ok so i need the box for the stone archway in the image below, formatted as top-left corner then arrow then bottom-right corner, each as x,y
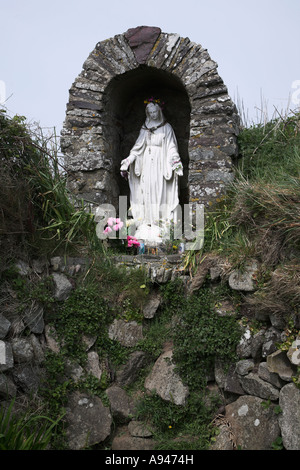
61,26 -> 239,210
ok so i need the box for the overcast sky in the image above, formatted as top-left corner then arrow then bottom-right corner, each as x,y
1,0 -> 300,137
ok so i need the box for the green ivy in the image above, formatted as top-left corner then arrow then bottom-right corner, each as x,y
173,286 -> 241,390
51,285 -> 111,363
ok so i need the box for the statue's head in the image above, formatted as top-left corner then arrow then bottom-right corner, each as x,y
145,102 -> 164,124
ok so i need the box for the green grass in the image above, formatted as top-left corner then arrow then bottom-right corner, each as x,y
183,111 -> 300,270
0,399 -> 64,450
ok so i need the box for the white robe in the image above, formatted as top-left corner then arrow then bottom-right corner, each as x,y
126,122 -> 182,228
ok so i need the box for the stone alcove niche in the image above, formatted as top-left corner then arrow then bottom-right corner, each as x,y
61,26 -> 240,217
103,65 -> 191,210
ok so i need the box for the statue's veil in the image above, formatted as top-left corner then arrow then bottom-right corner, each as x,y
145,102 -> 164,126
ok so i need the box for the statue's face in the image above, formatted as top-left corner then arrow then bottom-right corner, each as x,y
147,104 -> 159,120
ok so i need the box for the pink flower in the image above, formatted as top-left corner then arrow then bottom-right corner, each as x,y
103,226 -> 112,234
127,235 -> 140,248
113,221 -> 124,231
107,217 -> 114,226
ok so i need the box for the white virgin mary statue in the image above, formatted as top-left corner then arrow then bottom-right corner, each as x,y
120,101 -> 183,243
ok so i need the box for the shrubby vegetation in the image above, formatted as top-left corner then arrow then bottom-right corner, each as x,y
0,107 -> 299,449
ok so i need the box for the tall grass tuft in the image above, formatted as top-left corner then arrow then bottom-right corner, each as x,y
0,109 -> 99,256
0,399 -> 63,450
183,111 -> 300,269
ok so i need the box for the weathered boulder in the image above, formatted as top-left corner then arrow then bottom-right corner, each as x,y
257,362 -> 285,389
116,350 -> 147,386
250,330 -> 265,360
65,391 -> 112,450
223,395 -> 280,450
262,327 -> 283,358
215,361 -> 244,395
235,359 -> 255,376
144,349 -> 189,406
52,273 -> 73,301
85,351 -> 102,380
239,372 -> 280,401
64,359 -> 84,383
108,319 -> 143,347
106,385 -> 135,422
50,256 -> 88,275
11,337 -> 34,363
12,364 -> 42,393
143,293 -> 161,319
267,349 -> 297,382
228,261 -> 258,292
279,383 -> 300,450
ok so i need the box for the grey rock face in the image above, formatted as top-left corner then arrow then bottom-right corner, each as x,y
279,384 -> 300,450
108,319 -> 143,347
12,365 -> 41,393
228,262 -> 258,292
223,395 -> 280,450
239,372 -> 280,401
258,362 -> 285,389
52,273 -> 73,301
235,359 -> 255,376
65,392 -> 112,450
106,385 -> 135,422
11,337 -> 34,363
267,349 -> 296,382
144,349 -> 189,406
116,350 -> 147,386
143,293 -> 161,319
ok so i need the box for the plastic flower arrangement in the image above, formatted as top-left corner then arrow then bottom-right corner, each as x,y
127,235 -> 140,248
103,217 -> 124,235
